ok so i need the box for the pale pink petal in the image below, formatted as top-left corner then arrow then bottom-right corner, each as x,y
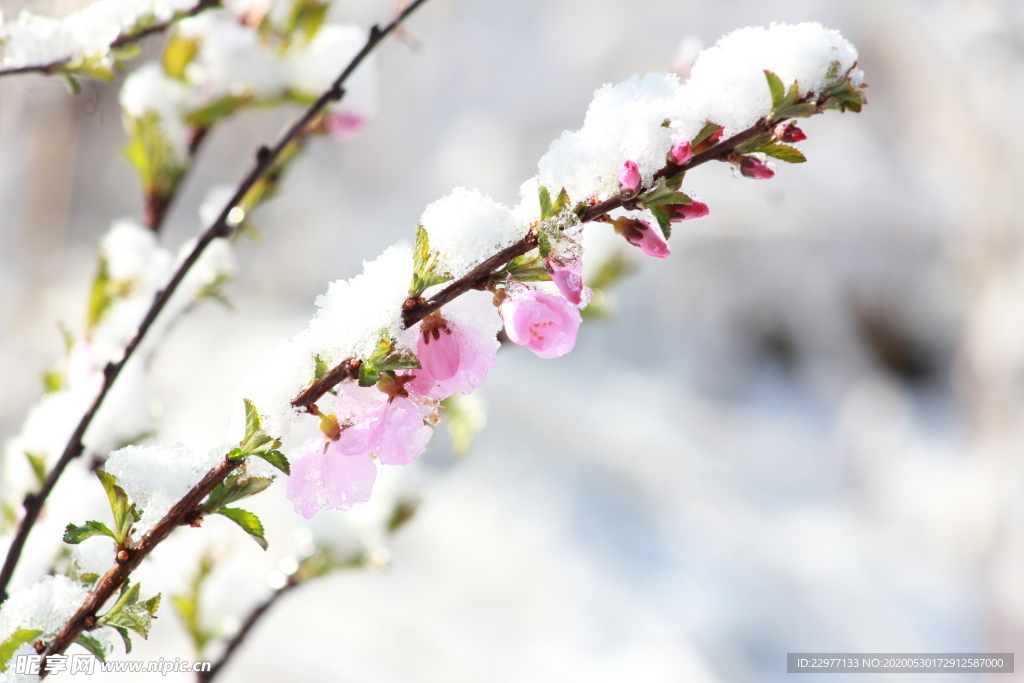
286,436 -> 377,518
418,324 -> 460,381
372,397 -> 433,466
546,258 -> 592,308
324,111 -> 366,141
500,288 -> 581,359
409,324 -> 497,400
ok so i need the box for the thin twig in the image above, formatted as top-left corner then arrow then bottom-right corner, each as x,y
293,118 -> 773,410
0,0 -> 432,604
197,578 -> 299,683
0,0 -> 222,79
39,455 -> 242,672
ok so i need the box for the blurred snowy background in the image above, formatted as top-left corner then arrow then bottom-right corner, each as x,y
2,0 -> 1024,681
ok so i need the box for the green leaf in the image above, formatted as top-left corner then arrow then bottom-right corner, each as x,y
287,0 -> 329,44
161,34 -> 200,80
203,471 -> 275,512
537,231 -> 552,258
172,552 -> 215,655
693,122 -> 722,145
255,449 -> 291,476
409,225 -> 453,298
538,185 -> 552,221
239,399 -> 280,456
764,70 -> 785,109
62,74 -> 81,95
665,171 -> 685,192
758,143 -> 807,163
95,470 -> 135,545
541,188 -> 570,221
63,520 -> 116,545
75,633 -> 108,662
734,132 -> 773,155
648,207 -> 672,240
123,112 -> 186,201
99,582 -> 159,644
775,102 -> 818,119
358,360 -> 380,387
185,94 -> 251,128
217,508 -> 268,550
638,177 -> 692,208
314,355 -> 329,381
25,452 -> 47,487
0,630 -> 42,672
111,626 -> 133,654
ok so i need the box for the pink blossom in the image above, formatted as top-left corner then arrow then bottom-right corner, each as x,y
739,156 -> 775,179
335,394 -> 434,465
500,286 -> 581,359
773,122 -> 807,142
667,201 -> 710,222
324,111 -> 366,141
409,317 -> 498,400
617,160 -> 641,193
668,141 -> 693,165
286,436 -> 377,518
546,258 -> 592,308
613,217 -> 670,259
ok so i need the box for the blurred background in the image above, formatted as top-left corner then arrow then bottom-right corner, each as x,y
2,0 -> 1024,680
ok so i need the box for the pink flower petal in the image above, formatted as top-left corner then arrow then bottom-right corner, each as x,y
617,160 -> 641,193
500,288 -> 581,359
667,201 -> 710,222
324,111 -> 366,141
286,436 -> 377,518
739,156 -> 775,179
372,397 -> 433,466
418,320 -> 460,381
546,258 -> 592,308
669,141 -> 693,165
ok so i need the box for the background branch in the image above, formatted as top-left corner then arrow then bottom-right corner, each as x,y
0,0 -> 431,603
0,0 -> 222,79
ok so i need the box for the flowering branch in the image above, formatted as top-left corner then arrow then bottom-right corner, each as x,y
0,0 -> 431,603
38,455 -> 242,674
292,117 -> 775,408
0,0 -> 221,79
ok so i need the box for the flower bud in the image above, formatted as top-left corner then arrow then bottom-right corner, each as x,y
667,201 -> 710,222
739,155 -> 775,179
617,160 -> 641,193
773,122 -> 807,142
613,217 -> 670,259
668,140 -> 693,165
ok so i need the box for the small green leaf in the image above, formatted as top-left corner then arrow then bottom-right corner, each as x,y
287,0 -> 329,44
537,232 -> 552,258
314,355 -> 329,381
203,471 -> 275,512
255,449 -> 291,476
75,633 -> 108,662
542,188 -> 570,221
538,185 -> 552,221
25,452 -> 47,487
665,171 -> 685,192
775,102 -> 818,119
638,177 -> 692,208
95,470 -> 136,545
765,70 -> 785,109
63,520 -> 116,545
112,626 -> 133,654
62,74 -> 82,94
758,143 -> 807,163
99,581 -> 159,645
185,94 -> 251,128
358,360 -> 380,387
161,34 -> 200,80
649,207 -> 672,240
693,122 -> 722,145
217,508 -> 268,550
0,630 -> 43,672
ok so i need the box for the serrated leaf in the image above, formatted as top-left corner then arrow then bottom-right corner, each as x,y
410,226 -> 452,298
638,177 -> 692,208
764,70 -> 785,109
648,207 -> 672,240
358,360 -> 380,387
63,520 -> 116,545
25,452 -> 47,487
217,508 -> 268,550
758,143 -> 807,163
255,449 -> 291,475
776,102 -> 818,119
75,633 -> 108,662
203,472 -> 275,512
243,399 -> 262,443
542,188 -> 570,221
0,629 -> 42,672
100,581 -> 158,643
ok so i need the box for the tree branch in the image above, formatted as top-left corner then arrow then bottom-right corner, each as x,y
0,0 -> 432,604
197,577 -> 299,683
0,0 -> 222,79
292,117 -> 774,410
39,455 -> 243,673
